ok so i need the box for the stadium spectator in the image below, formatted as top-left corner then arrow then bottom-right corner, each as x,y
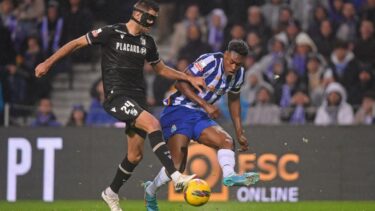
354,91 -> 375,124
304,53 -> 326,106
0,0 -> 17,41
66,104 -> 86,126
308,4 -> 329,37
353,20 -> 375,66
246,84 -> 281,125
169,4 -> 207,62
30,98 -> 62,127
21,35 -> 51,103
86,80 -> 117,126
221,23 -> 246,52
40,0 -> 63,57
276,5 -> 294,33
13,0 -> 45,51
0,22 -> 16,66
2,64 -> 30,119
289,32 -> 317,77
360,0 -> 375,24
349,65 -> 375,106
155,0 -> 176,44
241,69 -> 270,109
314,82 -> 354,125
275,69 -> 303,108
256,34 -> 287,85
281,90 -> 311,124
336,3 -> 358,42
246,31 -> 266,61
245,6 -> 272,42
328,40 -> 361,105
275,19 -> 301,55
261,0 -> 284,32
328,0 -> 345,24
207,8 -> 227,52
178,24 -> 212,63
312,19 -> 337,60
290,0 -> 329,31
61,0 -> 93,63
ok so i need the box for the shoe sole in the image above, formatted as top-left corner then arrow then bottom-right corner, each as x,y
223,173 -> 260,187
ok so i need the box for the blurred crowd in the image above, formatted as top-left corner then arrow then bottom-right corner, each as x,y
1,0 -> 375,127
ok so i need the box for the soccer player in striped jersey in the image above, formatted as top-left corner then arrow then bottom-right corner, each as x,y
143,40 -> 259,211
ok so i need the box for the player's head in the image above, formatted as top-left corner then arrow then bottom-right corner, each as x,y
223,39 -> 249,76
131,0 -> 159,32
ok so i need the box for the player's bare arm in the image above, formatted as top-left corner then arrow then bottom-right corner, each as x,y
175,71 -> 220,119
228,91 -> 248,152
153,60 -> 207,93
35,36 -> 89,78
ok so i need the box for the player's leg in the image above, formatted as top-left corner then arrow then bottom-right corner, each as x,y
102,129 -> 145,211
145,134 -> 190,195
198,126 -> 235,176
197,125 -> 259,186
135,110 -> 195,190
104,96 -> 195,191
144,134 -> 190,211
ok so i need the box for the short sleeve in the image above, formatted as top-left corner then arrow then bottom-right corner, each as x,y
86,26 -> 112,46
146,37 -> 160,65
186,55 -> 216,77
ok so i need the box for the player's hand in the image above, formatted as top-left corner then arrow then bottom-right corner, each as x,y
203,104 -> 220,119
187,76 -> 206,93
35,62 -> 51,78
236,132 -> 249,152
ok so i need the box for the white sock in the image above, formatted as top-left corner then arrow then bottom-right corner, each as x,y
217,149 -> 235,178
146,167 -> 171,196
105,187 -> 117,197
170,170 -> 182,182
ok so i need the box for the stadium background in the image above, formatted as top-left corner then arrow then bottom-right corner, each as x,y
1,0 -> 375,210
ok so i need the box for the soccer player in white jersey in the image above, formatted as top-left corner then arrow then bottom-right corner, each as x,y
143,40 -> 259,211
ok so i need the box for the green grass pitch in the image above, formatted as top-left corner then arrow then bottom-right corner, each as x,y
0,200 -> 375,211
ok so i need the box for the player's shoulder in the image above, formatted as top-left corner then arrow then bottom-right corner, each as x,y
195,52 -> 222,65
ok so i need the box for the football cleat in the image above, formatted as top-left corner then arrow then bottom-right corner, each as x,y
143,181 -> 159,211
223,172 -> 260,186
101,190 -> 123,211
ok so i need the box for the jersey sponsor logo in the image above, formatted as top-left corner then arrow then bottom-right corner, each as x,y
91,28 -> 102,37
194,61 -> 205,72
116,42 -> 147,55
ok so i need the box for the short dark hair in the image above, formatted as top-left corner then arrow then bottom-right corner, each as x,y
135,0 -> 159,12
227,39 -> 249,56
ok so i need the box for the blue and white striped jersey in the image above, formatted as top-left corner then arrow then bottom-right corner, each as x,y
164,52 -> 245,111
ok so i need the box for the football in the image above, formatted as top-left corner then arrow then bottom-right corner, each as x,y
184,179 -> 211,206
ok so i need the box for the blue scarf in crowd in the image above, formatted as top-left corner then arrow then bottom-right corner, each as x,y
41,16 -> 64,54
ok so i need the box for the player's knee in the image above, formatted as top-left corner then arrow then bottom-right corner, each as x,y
221,136 -> 234,149
127,153 -> 143,164
145,117 -> 161,133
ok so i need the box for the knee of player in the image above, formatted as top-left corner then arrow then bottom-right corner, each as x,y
145,118 -> 161,132
127,153 -> 143,164
221,137 -> 234,149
